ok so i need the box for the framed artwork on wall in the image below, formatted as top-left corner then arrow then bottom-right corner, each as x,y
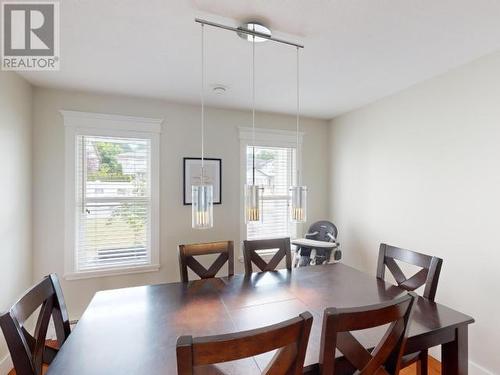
183,157 -> 222,205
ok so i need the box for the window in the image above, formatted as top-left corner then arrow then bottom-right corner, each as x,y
239,127 -> 304,242
63,111 -> 162,279
246,145 -> 296,240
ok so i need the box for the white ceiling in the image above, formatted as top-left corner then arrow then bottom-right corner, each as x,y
19,0 -> 500,119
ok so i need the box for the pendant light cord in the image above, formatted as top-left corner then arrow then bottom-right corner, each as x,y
252,33 -> 256,185
200,24 -> 205,180
296,46 -> 300,185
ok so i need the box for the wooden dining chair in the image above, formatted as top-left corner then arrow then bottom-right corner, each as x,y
176,311 -> 313,375
376,243 -> 443,375
0,274 -> 71,375
243,237 -> 292,274
178,241 -> 234,282
319,292 -> 416,375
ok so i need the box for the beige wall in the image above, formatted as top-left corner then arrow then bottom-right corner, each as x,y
0,72 -> 32,368
32,87 -> 329,319
329,51 -> 500,374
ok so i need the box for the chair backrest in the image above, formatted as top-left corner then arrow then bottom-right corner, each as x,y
177,311 -> 313,375
376,243 -> 443,301
319,293 -> 416,375
243,237 -> 292,274
0,274 -> 71,375
306,221 -> 338,242
178,241 -> 234,282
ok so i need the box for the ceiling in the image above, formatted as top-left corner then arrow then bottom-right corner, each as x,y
19,0 -> 500,119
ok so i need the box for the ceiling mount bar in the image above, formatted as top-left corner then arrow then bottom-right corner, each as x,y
195,18 -> 304,49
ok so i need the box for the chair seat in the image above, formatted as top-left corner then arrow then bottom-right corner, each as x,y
1,274 -> 70,375
176,312 -> 313,374
377,244 -> 440,375
319,293 -> 417,375
178,241 -> 234,282
243,238 -> 292,274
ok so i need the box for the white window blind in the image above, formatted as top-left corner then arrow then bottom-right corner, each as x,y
75,135 -> 152,271
246,145 -> 296,240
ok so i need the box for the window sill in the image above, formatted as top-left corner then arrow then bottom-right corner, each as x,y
64,264 -> 160,281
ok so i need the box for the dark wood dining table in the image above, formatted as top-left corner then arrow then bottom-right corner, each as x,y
46,263 -> 474,375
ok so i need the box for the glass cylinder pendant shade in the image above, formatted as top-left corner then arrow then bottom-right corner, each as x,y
245,184 -> 264,223
192,184 -> 213,229
290,185 -> 307,223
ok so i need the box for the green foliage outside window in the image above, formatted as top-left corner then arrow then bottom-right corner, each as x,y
88,142 -> 133,182
256,150 -> 276,161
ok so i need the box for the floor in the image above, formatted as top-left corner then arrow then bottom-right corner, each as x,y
400,357 -> 441,375
9,356 -> 441,375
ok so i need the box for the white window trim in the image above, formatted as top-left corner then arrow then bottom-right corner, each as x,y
62,110 -> 163,280
238,127 -> 305,260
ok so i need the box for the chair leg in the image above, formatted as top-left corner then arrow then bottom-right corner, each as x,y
417,350 -> 428,375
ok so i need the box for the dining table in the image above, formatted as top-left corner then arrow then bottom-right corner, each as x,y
46,263 -> 474,375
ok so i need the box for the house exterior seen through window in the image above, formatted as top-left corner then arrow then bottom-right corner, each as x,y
63,111 -> 161,279
76,136 -> 152,271
246,145 -> 296,240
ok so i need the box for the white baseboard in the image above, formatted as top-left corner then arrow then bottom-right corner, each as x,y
470,360 -> 497,375
430,347 -> 496,375
0,353 -> 12,375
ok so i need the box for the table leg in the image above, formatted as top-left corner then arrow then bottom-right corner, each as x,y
442,325 -> 468,375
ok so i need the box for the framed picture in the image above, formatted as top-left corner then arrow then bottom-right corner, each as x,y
183,157 -> 222,205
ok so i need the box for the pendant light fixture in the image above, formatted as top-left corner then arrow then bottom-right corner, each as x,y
192,23 -> 214,229
193,18 -> 304,225
290,47 -> 307,223
244,33 -> 264,223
